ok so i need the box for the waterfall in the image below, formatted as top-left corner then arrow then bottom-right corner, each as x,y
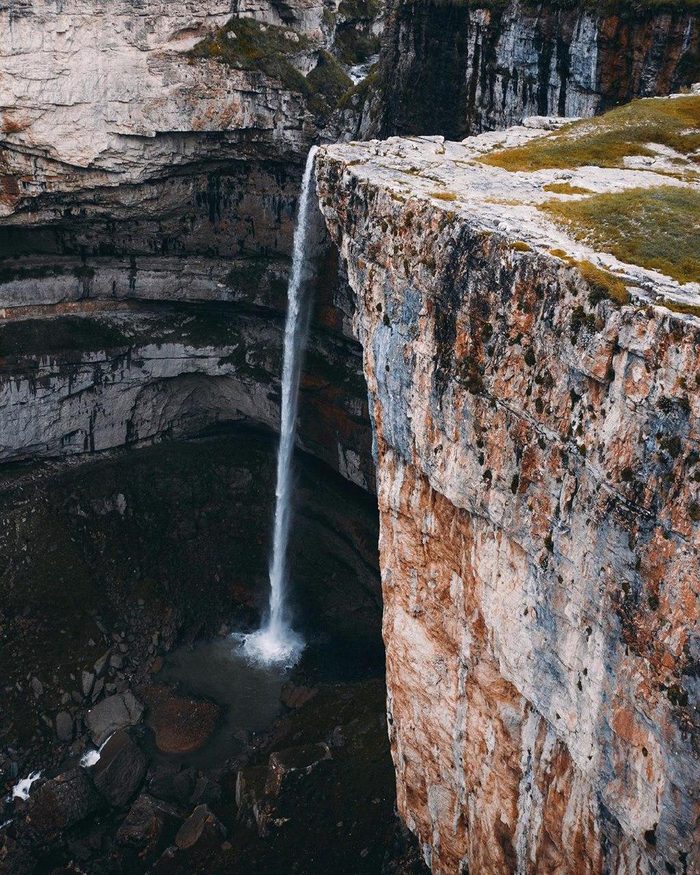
243,146 -> 318,667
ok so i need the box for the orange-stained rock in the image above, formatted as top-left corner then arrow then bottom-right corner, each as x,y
140,684 -> 219,755
316,136 -> 700,874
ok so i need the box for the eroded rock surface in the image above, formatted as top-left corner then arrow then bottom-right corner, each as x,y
316,119 -> 699,873
371,0 -> 700,138
0,0 -> 380,490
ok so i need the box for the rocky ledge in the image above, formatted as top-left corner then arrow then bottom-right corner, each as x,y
316,95 -> 700,874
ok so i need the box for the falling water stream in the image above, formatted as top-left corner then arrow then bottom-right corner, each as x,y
242,146 -> 318,666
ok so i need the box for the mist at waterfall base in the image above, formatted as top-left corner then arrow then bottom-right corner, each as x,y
241,146 -> 318,668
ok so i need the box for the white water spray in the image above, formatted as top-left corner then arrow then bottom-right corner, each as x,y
243,146 -> 318,667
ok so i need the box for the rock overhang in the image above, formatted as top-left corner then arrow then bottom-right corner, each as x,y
313,95 -> 700,873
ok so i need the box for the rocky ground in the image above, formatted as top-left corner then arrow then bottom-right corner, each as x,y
0,429 -> 424,873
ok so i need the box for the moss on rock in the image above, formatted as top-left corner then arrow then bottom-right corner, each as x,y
189,17 -> 310,94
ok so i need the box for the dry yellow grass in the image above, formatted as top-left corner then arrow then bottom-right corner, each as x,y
542,182 -> 593,195
481,96 -> 700,173
541,186 -> 700,285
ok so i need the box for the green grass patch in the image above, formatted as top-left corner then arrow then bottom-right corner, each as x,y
306,50 -> 353,119
542,182 -> 594,195
338,0 -> 382,18
335,27 -> 380,65
481,96 -> 700,173
541,186 -> 700,284
335,0 -> 382,66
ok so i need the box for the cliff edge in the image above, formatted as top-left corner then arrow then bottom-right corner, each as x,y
316,94 -> 700,874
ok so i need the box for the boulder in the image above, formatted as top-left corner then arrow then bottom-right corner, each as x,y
174,804 -> 225,851
25,768 -> 102,839
93,650 -> 111,678
235,765 -> 267,818
30,677 -> 43,698
86,691 -> 143,747
148,763 -> 195,806
81,671 -> 94,698
91,729 -> 147,808
140,685 -> 219,755
91,677 -> 105,703
151,805 -> 230,874
55,711 -> 73,743
116,793 -> 181,865
109,653 -> 124,671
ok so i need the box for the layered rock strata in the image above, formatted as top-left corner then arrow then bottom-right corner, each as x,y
0,0 -> 384,209
371,0 -> 700,138
0,0 -> 382,487
0,297 -> 372,487
316,118 -> 699,873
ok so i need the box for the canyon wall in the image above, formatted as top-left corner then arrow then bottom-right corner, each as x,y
1,0 -> 695,491
1,2 -> 699,872
316,133 -> 699,874
368,0 -> 700,138
0,0 -> 380,488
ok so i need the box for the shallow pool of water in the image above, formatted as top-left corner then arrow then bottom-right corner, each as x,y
157,634 -> 288,767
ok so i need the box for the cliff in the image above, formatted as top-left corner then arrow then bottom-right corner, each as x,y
0,0 -> 382,488
368,0 -> 700,138
0,0 -> 694,492
316,96 -> 700,873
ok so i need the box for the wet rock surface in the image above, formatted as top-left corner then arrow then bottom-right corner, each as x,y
24,769 -> 103,841
140,685 -> 220,755
91,730 -> 148,808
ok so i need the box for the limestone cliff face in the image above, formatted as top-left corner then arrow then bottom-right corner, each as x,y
370,0 -> 700,138
316,132 -> 699,873
0,0 -> 380,488
0,0 -> 380,210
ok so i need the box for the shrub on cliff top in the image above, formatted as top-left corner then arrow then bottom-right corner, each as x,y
575,260 -> 631,306
481,95 -> 700,172
542,187 -> 700,285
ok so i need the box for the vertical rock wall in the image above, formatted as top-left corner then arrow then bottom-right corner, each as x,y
371,0 -> 700,138
316,150 -> 699,874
